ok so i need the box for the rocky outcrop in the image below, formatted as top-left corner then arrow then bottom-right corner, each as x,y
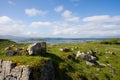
76,50 -> 98,66
40,60 -> 55,80
0,59 -> 55,80
0,59 -> 31,80
27,42 -> 46,56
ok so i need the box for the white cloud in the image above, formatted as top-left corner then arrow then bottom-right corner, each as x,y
0,16 -> 32,37
25,8 -> 47,17
0,15 -> 120,38
0,16 -> 13,24
83,15 -> 120,23
54,6 -> 63,12
83,15 -> 109,22
62,10 -> 72,18
30,21 -> 52,28
52,15 -> 120,38
61,10 -> 80,22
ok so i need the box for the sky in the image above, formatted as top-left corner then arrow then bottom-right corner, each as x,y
0,0 -> 120,38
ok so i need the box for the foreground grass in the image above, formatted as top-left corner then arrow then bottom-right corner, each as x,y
0,39 -> 120,80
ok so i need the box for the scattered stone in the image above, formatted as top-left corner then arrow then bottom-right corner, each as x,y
105,50 -> 115,55
74,47 -> 78,50
59,48 -> 64,51
86,61 -> 95,66
96,68 -> 101,71
71,48 -> 74,51
77,50 -> 98,66
76,50 -> 97,62
59,47 -> 71,52
27,42 -> 46,56
76,51 -> 85,59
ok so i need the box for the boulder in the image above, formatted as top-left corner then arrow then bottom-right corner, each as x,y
86,61 -> 95,66
27,42 -> 46,56
76,51 -> 86,59
76,50 -> 99,66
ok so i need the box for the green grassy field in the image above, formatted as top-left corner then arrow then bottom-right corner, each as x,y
0,39 -> 120,80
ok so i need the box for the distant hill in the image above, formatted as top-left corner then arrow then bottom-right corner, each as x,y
0,35 -> 27,41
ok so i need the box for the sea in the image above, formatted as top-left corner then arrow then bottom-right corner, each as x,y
14,38 -> 108,44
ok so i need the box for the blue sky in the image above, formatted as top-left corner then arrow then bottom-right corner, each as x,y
0,0 -> 120,38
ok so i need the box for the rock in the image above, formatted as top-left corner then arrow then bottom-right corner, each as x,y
96,68 -> 101,71
59,47 -> 71,52
86,61 -> 95,66
105,50 -> 115,55
59,48 -> 64,51
76,51 -> 85,59
77,50 -> 99,66
5,50 -> 15,56
84,54 -> 97,62
0,59 -> 31,80
5,45 -> 24,56
40,60 -> 55,80
27,42 -> 46,56
76,50 -> 98,62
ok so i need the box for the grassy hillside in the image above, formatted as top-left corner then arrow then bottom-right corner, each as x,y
0,39 -> 120,80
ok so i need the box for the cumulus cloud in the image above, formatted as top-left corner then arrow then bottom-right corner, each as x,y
25,8 -> 47,17
61,10 -> 80,22
52,15 -> 120,38
0,15 -> 120,38
54,5 -> 63,12
0,16 -> 36,37
0,16 -> 13,24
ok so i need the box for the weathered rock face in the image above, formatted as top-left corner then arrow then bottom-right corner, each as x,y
30,60 -> 55,80
0,59 -> 31,80
0,59 -> 55,80
27,42 -> 46,56
40,60 -> 55,80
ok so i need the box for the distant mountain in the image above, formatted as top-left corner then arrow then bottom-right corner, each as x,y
0,35 -> 27,41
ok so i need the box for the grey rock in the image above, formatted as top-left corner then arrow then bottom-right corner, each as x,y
27,42 -> 46,56
59,47 -> 71,52
0,59 -> 31,80
86,61 -> 95,66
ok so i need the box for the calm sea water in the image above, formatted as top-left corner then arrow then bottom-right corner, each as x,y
15,38 -> 108,44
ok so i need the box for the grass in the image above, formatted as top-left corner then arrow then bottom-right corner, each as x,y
0,39 -> 120,80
